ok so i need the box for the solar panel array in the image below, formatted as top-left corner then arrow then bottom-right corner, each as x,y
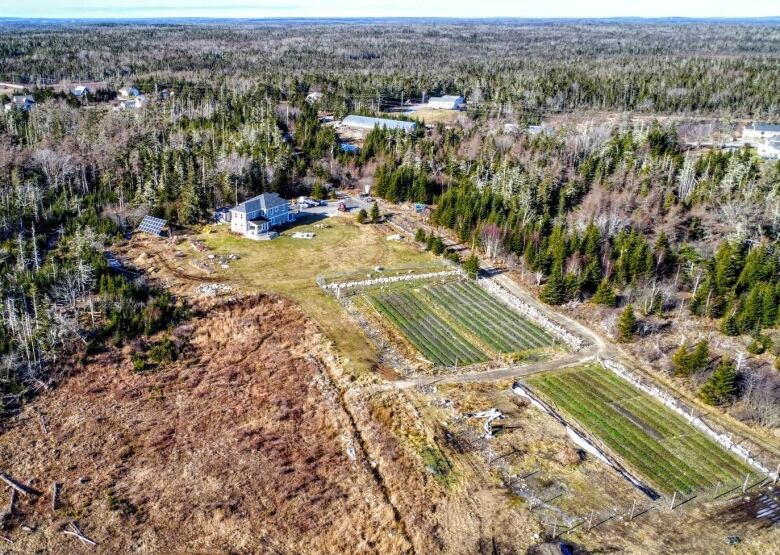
138,215 -> 167,236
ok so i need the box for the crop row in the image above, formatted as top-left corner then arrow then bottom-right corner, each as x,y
577,368 -> 750,478
368,290 -> 486,366
422,280 -> 553,352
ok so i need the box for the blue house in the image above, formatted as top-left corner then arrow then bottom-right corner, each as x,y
229,192 -> 295,238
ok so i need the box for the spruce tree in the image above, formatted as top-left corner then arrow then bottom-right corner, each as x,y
355,208 -> 368,224
540,268 -> 566,305
591,279 -> 617,307
370,202 -> 380,223
463,254 -> 479,278
617,304 -> 637,342
699,359 -> 739,406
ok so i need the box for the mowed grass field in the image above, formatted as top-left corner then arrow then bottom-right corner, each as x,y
527,365 -> 753,496
198,215 -> 444,375
365,279 -> 555,366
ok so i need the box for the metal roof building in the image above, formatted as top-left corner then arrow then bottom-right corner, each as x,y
427,95 -> 465,110
341,115 -> 416,133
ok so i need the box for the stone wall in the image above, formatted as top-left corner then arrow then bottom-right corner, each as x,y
477,277 -> 587,351
601,359 -> 775,478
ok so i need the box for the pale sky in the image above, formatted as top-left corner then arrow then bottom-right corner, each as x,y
0,0 -> 778,19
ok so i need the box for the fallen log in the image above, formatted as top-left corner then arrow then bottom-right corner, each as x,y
62,522 -> 96,547
0,474 -> 42,497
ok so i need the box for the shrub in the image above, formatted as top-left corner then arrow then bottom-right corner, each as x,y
355,208 -> 368,224
463,254 -> 479,278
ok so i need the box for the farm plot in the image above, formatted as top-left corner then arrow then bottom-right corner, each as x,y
421,280 -> 555,352
367,290 -> 488,366
527,365 -> 753,496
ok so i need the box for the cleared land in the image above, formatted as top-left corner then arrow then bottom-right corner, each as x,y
192,216 -> 444,376
364,279 -> 555,366
527,365 -> 753,496
0,296 -> 409,553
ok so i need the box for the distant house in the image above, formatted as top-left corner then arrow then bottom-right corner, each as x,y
4,95 -> 35,112
230,192 -> 296,239
427,95 -> 465,110
742,123 -> 780,142
341,115 -> 416,133
118,87 -> 140,99
114,95 -> 149,111
306,91 -> 323,104
72,85 -> 92,98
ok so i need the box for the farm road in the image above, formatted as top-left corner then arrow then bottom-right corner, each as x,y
368,352 -> 591,392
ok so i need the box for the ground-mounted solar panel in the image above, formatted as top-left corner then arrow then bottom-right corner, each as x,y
137,215 -> 167,236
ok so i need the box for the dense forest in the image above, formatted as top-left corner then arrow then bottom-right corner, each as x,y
0,21 -> 778,425
1,21 -> 779,117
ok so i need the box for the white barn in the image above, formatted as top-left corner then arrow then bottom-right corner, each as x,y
427,95 -> 465,110
341,115 -> 416,133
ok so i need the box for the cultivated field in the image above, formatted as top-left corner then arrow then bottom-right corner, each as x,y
364,278 -> 555,366
421,280 -> 554,353
369,289 -> 488,366
527,365 -> 753,496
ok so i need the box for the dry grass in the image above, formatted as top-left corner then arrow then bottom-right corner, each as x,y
0,295 -> 408,554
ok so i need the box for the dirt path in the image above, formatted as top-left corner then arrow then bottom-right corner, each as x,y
369,353 -> 590,392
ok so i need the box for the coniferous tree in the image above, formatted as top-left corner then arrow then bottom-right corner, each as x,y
370,202 -> 380,222
699,358 -> 739,405
617,304 -> 637,342
540,267 -> 566,305
355,208 -> 368,224
463,254 -> 480,278
591,279 -> 617,307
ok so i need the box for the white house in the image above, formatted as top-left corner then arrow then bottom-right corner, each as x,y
4,95 -> 35,112
742,123 -> 780,142
427,95 -> 465,110
230,192 -> 296,239
118,87 -> 140,99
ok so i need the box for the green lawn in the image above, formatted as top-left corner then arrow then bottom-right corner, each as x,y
527,365 -> 753,496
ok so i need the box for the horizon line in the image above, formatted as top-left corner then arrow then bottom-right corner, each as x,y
1,15 -> 779,22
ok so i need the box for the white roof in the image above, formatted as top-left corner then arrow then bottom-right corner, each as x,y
429,95 -> 464,102
341,115 -> 416,132
746,123 -> 780,133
